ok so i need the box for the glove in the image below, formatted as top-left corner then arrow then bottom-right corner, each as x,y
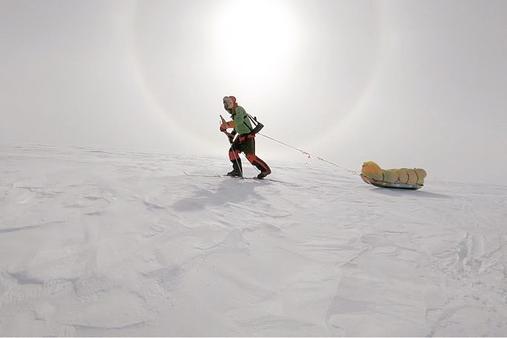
220,120 -> 235,131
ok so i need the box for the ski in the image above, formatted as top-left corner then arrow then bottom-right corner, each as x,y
183,171 -> 285,184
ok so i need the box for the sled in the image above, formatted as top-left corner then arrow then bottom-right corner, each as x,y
361,174 -> 423,190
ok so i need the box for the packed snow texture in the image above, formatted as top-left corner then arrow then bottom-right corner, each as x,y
0,144 -> 506,336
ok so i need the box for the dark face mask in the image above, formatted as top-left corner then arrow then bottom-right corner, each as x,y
223,99 -> 234,110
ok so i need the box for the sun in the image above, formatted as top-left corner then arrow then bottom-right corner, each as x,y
212,0 -> 301,88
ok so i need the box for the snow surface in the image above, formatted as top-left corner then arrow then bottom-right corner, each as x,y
1,144 -> 506,336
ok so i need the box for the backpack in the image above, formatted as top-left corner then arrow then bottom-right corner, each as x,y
246,114 -> 264,134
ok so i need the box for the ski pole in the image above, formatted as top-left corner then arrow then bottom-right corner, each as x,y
220,115 -> 235,144
220,115 -> 243,178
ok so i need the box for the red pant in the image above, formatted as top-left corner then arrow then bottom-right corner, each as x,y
228,134 -> 270,173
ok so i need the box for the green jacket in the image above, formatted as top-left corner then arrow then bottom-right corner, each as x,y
231,106 -> 253,135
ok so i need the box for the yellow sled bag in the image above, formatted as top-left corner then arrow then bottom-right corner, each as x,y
360,161 -> 427,190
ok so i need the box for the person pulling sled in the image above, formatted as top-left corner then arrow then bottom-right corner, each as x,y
220,96 -> 271,179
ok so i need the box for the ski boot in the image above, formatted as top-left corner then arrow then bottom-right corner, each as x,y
257,168 -> 271,179
227,159 -> 243,177
227,169 -> 242,177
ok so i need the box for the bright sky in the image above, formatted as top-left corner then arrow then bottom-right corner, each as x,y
1,0 -> 506,183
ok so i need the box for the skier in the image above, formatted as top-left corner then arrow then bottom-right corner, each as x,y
220,96 -> 271,179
